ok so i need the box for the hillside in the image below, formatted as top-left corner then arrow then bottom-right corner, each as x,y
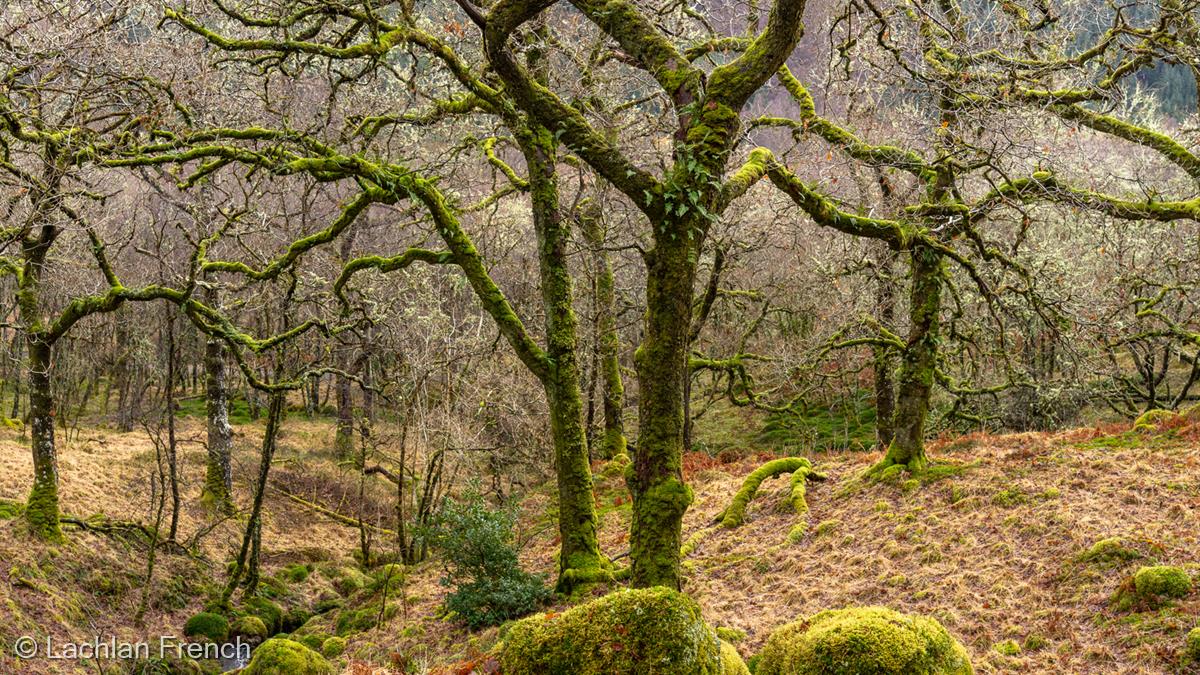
1,412 -> 1199,674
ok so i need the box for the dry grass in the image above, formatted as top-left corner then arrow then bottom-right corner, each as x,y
1,416 -> 1198,674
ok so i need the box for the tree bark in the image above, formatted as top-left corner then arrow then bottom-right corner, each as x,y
874,247 -> 898,449
877,244 -> 943,473
629,233 -> 697,589
578,201 -> 626,460
201,328 -> 234,512
519,124 -> 605,589
26,335 -> 61,541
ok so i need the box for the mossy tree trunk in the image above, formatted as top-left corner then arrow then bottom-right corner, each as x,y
578,201 -> 626,460
518,122 -> 605,588
26,334 -> 61,541
630,230 -> 700,589
878,244 -> 944,473
873,247 -> 898,449
202,329 -> 235,512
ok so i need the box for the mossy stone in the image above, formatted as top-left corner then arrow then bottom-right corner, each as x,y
230,615 -> 269,642
1133,566 -> 1192,600
721,640 -> 750,675
1133,409 -> 1176,431
1185,628 -> 1200,662
242,638 -> 333,675
1078,537 -> 1140,564
756,606 -> 973,675
183,612 -> 229,643
499,587 -> 723,675
321,636 -> 347,658
244,597 -> 285,634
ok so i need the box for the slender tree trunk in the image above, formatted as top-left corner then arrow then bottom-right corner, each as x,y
520,124 -> 605,589
629,232 -> 698,589
874,248 -> 898,449
578,201 -> 626,460
876,244 -> 943,473
334,367 -> 354,460
26,335 -> 61,540
202,331 -> 234,512
223,391 -> 284,604
164,309 -> 180,540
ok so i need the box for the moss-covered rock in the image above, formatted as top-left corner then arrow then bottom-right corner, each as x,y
281,563 -> 312,583
756,606 -> 973,675
1133,409 -> 1177,431
295,633 -> 328,652
230,615 -> 269,642
242,638 -> 333,675
243,597 -> 285,634
1185,627 -> 1200,663
499,587 -> 723,675
183,612 -> 228,643
1134,566 -> 1192,599
321,636 -> 347,658
1077,537 -> 1140,564
721,640 -> 750,675
324,566 -> 368,596
334,601 -> 398,636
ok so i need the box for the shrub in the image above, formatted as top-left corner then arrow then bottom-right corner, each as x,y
499,587 -> 725,675
756,606 -> 973,675
425,483 -> 551,629
243,638 -> 333,675
183,612 -> 228,643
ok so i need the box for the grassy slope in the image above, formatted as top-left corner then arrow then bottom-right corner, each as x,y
1,410 -> 1198,674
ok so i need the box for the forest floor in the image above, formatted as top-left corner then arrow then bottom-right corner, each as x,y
0,408 -> 1198,674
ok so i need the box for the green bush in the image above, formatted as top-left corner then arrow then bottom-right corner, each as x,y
183,612 -> 228,643
425,483 -> 551,629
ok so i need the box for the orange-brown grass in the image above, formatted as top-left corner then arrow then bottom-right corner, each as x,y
2,416 -> 1199,674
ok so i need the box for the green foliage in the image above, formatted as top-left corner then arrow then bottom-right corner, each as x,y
755,606 -> 973,675
499,587 -> 724,675
759,396 -> 877,452
242,638 -> 333,675
183,612 -> 229,643
424,484 -> 550,629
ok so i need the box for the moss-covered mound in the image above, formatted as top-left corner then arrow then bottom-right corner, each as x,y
183,612 -> 228,643
321,636 -> 347,658
230,615 -> 270,642
498,587 -> 726,674
721,640 -> 751,675
755,606 -> 973,675
243,638 -> 334,675
1077,537 -> 1141,564
1185,627 -> 1200,663
1133,566 -> 1192,599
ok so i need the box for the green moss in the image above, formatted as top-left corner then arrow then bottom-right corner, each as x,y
230,616 -> 269,641
1185,628 -> 1200,662
183,613 -> 229,643
720,640 -> 750,675
993,639 -> 1020,656
755,606 -> 973,675
717,627 -> 747,643
295,633 -> 328,652
1077,537 -> 1141,564
242,598 -> 285,634
813,519 -> 841,537
1133,408 -> 1177,431
1134,566 -> 1192,599
992,487 -> 1027,507
1022,634 -> 1049,651
720,457 -> 816,528
323,566 -> 368,596
335,602 -> 397,636
282,564 -> 311,583
499,587 -> 723,675
243,638 -> 333,675
0,498 -> 24,520
320,636 -> 347,658
1113,566 -> 1194,611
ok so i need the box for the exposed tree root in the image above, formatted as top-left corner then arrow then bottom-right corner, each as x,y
555,562 -> 629,594
716,457 -> 826,529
